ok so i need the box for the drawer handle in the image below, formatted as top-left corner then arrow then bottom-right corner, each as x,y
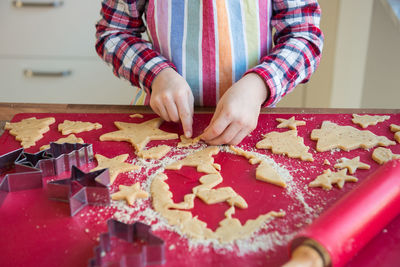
24,69 -> 72,78
12,0 -> 64,8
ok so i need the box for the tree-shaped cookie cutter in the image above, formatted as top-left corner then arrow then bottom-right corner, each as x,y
0,148 -> 43,206
89,219 -> 165,267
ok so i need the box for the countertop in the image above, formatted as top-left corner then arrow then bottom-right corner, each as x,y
1,102 -> 399,139
1,102 -> 399,135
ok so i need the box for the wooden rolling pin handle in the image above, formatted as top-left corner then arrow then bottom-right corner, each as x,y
282,245 -> 325,267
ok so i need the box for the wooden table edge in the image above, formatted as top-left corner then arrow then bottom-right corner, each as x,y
1,102 -> 399,121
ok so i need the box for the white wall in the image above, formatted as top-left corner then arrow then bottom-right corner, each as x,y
362,0 -> 400,108
329,0 -> 374,108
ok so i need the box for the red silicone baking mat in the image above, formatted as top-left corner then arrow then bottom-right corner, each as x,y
0,112 -> 400,267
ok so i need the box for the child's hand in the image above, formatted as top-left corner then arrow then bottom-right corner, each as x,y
201,73 -> 268,145
150,68 -> 194,138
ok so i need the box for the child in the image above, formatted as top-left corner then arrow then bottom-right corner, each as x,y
95,0 -> 323,145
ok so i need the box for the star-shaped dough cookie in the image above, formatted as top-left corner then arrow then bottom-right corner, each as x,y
58,120 -> 102,135
334,156 -> 370,174
352,114 -> 390,128
372,147 -> 400,164
40,134 -> 84,151
309,169 -> 358,190
99,118 -> 178,152
276,116 -> 306,130
311,121 -> 395,152
91,154 -> 140,184
256,130 -> 313,161
111,182 -> 149,205
5,117 -> 56,148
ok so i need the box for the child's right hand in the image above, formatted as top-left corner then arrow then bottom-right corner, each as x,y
150,68 -> 194,138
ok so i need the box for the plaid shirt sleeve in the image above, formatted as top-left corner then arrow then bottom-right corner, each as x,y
95,0 -> 176,95
245,0 -> 324,107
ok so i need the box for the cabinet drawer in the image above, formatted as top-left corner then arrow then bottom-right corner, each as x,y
0,58 -> 136,104
0,0 -> 101,57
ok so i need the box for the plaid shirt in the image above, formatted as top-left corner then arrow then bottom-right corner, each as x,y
96,0 -> 323,106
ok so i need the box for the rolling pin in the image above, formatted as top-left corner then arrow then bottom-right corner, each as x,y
283,159 -> 400,267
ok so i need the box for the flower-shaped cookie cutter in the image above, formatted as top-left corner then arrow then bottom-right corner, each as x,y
47,165 -> 111,216
0,148 -> 43,206
89,219 -> 165,267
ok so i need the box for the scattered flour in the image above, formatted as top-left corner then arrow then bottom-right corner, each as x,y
109,144 -> 319,255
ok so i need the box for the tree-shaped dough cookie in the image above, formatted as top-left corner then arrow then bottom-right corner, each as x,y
5,117 -> 55,148
256,130 -> 313,161
352,114 -> 390,128
311,121 -> 395,152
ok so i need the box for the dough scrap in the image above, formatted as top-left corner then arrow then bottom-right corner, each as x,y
166,146 -> 220,174
276,116 -> 306,130
334,156 -> 370,174
390,124 -> 400,132
111,182 -> 149,205
390,124 -> 400,143
58,120 -> 102,135
311,121 -> 395,152
91,154 -> 140,184
150,173 -> 283,243
352,114 -> 390,128
256,130 -> 314,161
323,159 -> 331,166
99,118 -> 178,152
5,117 -> 56,148
40,134 -> 84,151
309,169 -> 358,190
215,206 -> 285,243
230,146 -> 287,188
129,113 -> 144,119
371,147 -> 400,164
192,173 -> 223,194
177,135 -> 201,148
150,173 -> 216,240
197,187 -> 248,209
137,145 -> 171,160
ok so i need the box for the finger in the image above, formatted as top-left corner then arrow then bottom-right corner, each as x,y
157,103 -> 171,122
207,122 -> 242,145
176,98 -> 193,138
165,98 -> 180,123
201,105 -> 224,139
229,128 -> 250,146
201,115 -> 231,142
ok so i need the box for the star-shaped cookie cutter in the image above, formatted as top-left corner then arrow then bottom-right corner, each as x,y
0,148 -> 43,206
47,165 -> 111,216
0,143 -> 97,209
89,219 -> 165,267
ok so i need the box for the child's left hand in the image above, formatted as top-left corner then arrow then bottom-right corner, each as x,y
201,73 -> 269,145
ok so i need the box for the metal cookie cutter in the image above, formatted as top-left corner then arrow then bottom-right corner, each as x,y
89,219 -> 165,267
0,148 -> 43,206
47,165 -> 111,216
15,142 -> 94,177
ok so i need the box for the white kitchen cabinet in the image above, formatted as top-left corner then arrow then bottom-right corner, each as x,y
0,0 -> 135,104
0,58 -> 134,104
